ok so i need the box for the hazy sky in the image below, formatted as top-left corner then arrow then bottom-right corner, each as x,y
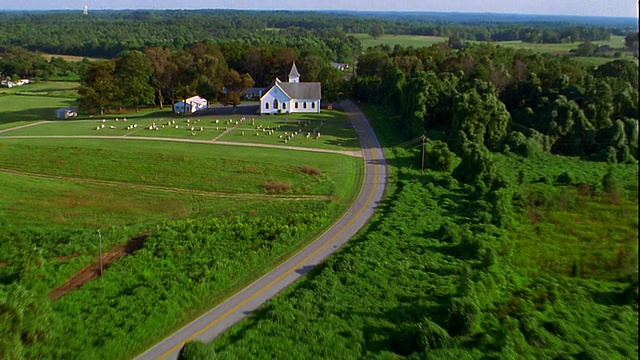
2,0 -> 638,18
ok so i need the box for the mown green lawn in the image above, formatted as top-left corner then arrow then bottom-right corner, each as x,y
350,33 -> 448,49
0,95 -> 78,129
0,168 -> 281,229
0,81 -> 79,96
1,109 -> 361,151
0,138 -> 362,202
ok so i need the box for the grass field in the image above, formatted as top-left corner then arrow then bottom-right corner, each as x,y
352,33 -> 627,52
0,81 -> 80,97
351,33 -> 448,49
0,81 -> 80,130
42,53 -> 101,62
0,137 -> 361,203
0,167 -> 280,229
351,33 -> 635,66
0,109 -> 362,152
0,95 -> 78,129
0,82 -> 368,359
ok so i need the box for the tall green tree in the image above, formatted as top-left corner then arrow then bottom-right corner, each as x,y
114,50 -> 155,111
144,47 -> 176,109
221,69 -> 254,109
317,66 -> 348,102
0,46 -> 47,78
369,24 -> 385,40
78,60 -> 116,115
451,80 -> 511,150
189,42 -> 230,102
624,32 -> 639,53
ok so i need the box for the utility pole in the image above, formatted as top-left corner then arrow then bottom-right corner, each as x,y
421,135 -> 426,175
98,229 -> 103,276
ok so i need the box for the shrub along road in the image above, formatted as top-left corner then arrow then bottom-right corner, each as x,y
134,100 -> 388,360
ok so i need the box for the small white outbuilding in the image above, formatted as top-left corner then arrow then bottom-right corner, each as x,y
55,107 -> 78,119
174,96 -> 208,114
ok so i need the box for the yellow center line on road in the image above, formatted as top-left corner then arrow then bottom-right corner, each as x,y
157,108 -> 381,359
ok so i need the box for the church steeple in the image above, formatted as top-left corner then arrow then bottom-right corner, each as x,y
288,62 -> 300,83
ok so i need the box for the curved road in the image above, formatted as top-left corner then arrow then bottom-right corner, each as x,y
135,101 -> 387,360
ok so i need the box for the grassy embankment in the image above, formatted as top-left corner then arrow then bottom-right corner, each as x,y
0,84 -> 365,359
207,104 -> 637,359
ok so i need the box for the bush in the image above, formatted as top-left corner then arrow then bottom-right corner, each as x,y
596,146 -> 617,163
503,131 -> 543,158
555,171 -> 574,185
299,166 -> 322,176
488,187 -> 515,228
262,181 -> 293,193
178,341 -> 216,360
601,167 -> 623,203
435,221 -> 461,243
390,323 -> 421,356
427,140 -> 456,172
419,318 -> 452,351
448,297 -> 481,336
453,142 -> 497,186
621,280 -> 638,306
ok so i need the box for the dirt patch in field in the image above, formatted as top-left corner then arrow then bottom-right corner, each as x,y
48,235 -> 147,300
299,165 -> 322,176
262,180 -> 293,193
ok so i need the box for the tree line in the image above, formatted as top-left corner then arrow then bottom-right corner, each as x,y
352,42 -> 638,163
1,10 -> 636,59
76,41 -> 349,114
0,11 -> 362,61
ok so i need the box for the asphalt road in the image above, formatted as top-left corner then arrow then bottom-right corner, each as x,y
134,100 -> 387,360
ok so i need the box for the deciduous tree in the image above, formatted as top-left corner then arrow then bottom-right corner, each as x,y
114,50 -> 155,111
78,60 -> 116,115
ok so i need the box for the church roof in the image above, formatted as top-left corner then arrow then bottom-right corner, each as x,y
278,82 -> 321,100
288,62 -> 301,79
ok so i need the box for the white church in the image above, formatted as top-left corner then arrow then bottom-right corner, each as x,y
259,63 -> 322,115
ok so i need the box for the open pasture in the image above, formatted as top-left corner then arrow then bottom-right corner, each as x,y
0,138 -> 361,201
0,81 -> 80,98
351,33 -> 633,66
493,35 -> 627,54
350,33 -> 448,48
0,167 -> 318,230
42,53 -> 101,62
0,95 -> 77,130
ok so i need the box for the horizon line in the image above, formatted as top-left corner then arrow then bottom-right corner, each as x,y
0,8 -> 638,19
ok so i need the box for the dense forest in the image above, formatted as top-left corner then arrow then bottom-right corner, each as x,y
0,10 -> 637,59
352,42 -> 638,162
